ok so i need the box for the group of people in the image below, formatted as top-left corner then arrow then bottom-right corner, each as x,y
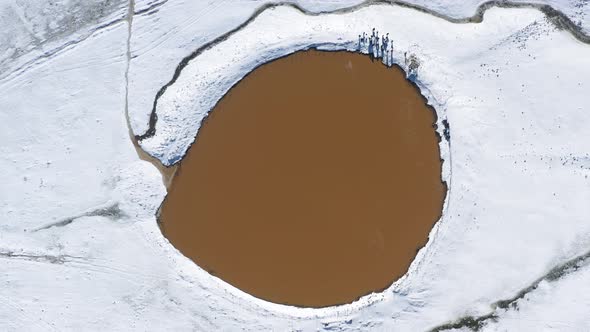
358,28 -> 395,65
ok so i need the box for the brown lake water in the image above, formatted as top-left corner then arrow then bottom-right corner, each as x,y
158,50 -> 445,308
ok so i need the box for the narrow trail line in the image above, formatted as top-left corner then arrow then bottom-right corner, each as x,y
123,0 -> 177,188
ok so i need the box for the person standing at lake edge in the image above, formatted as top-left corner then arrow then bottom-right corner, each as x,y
368,34 -> 374,61
390,43 -> 394,66
375,30 -> 379,58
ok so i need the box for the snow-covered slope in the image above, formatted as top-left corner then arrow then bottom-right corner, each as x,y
404,0 -> 589,33
137,4 -> 590,329
2,0 -> 588,85
484,260 -> 590,331
126,0 -> 369,136
2,0 -> 590,331
0,0 -> 128,81
126,0 -> 589,139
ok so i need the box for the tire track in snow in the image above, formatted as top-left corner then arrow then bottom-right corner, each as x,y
0,15 -> 127,86
0,250 -> 165,281
0,251 -> 82,264
0,0 -> 169,86
131,0 -> 231,58
0,293 -> 58,332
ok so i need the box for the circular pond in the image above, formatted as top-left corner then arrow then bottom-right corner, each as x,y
159,50 -> 445,307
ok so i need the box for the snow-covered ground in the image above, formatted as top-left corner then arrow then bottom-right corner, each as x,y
0,0 -> 128,82
2,1 -> 590,331
485,261 -> 590,331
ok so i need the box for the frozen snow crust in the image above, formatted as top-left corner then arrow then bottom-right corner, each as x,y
1,0 -> 590,331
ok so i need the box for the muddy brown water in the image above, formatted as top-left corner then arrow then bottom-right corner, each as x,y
158,50 -> 445,308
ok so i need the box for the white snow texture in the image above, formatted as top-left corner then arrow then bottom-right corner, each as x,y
1,0 -> 590,331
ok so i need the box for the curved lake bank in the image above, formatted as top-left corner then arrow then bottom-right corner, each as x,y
159,50 -> 445,307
